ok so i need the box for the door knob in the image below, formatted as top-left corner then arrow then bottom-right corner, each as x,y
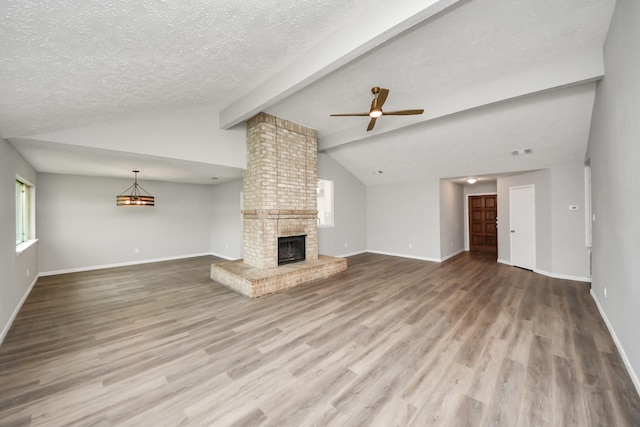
510,230 -> 515,233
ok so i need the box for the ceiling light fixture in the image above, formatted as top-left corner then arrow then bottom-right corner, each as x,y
467,178 -> 478,184
369,108 -> 383,118
116,170 -> 155,206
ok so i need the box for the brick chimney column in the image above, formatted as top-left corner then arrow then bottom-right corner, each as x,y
242,113 -> 319,269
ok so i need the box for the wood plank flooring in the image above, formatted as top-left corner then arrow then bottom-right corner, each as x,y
1,252 -> 639,426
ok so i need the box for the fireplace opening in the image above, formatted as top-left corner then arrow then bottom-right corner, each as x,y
278,235 -> 306,265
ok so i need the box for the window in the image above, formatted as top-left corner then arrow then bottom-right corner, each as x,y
317,179 -> 334,227
16,177 -> 33,246
584,165 -> 592,247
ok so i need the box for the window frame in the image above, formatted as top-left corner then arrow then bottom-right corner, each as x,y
317,178 -> 335,228
16,175 -> 36,254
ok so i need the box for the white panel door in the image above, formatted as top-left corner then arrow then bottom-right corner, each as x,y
509,185 -> 535,270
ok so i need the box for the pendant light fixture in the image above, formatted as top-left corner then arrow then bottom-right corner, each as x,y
116,170 -> 155,206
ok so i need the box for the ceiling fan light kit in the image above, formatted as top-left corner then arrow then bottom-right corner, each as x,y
331,87 -> 424,131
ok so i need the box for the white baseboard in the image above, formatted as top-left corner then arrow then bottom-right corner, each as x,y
496,259 -> 591,283
0,274 -> 39,346
39,252 -> 216,276
440,249 -> 465,262
534,268 -> 591,283
367,250 -> 441,263
590,289 -> 640,397
335,250 -> 367,258
209,252 -> 240,261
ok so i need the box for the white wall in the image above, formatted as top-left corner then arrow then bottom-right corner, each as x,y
0,140 -> 38,344
439,180 -> 464,260
318,153 -> 367,257
463,181 -> 497,251
366,179 -> 441,261
210,178 -> 243,260
37,174 -> 213,274
587,0 -> 640,392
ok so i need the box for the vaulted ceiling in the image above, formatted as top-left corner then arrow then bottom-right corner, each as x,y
1,0 -> 615,186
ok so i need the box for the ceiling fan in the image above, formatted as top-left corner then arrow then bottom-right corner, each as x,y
330,87 -> 424,131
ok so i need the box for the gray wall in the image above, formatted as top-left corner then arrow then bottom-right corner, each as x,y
587,0 -> 640,391
318,153 -> 367,256
0,140 -> 38,343
439,180 -> 464,260
550,162 -> 590,278
366,179 -> 441,261
497,169 -> 553,272
37,174 -> 213,274
464,181 -> 497,196
496,164 -> 589,280
210,179 -> 243,260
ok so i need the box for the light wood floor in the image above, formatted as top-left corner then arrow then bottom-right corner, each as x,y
1,252 -> 639,426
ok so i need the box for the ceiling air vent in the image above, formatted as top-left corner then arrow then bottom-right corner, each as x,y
511,148 -> 533,156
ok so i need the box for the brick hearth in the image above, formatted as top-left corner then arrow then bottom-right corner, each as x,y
210,256 -> 348,299
211,113 -> 347,298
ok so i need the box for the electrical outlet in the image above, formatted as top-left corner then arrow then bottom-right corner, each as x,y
134,248 -> 139,254
408,243 -> 412,249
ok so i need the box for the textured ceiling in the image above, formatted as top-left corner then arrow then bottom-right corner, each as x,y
0,0 -> 387,138
1,0 -> 616,185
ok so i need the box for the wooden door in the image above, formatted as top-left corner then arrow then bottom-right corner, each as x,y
469,195 -> 497,252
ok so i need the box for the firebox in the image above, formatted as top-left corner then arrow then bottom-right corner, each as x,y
278,235 -> 306,265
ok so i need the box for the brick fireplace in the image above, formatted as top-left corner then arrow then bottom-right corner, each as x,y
242,113 -> 318,269
210,113 -> 347,298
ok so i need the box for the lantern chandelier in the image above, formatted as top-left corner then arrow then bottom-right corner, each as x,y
116,170 -> 155,206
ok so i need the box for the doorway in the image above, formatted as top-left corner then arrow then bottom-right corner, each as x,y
509,185 -> 535,270
468,195 -> 498,253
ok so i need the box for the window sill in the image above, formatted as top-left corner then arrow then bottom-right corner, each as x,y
16,239 -> 38,256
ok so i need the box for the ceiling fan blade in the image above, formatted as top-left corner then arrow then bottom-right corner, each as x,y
376,88 -> 389,109
331,87 -> 422,131
367,117 -> 377,131
382,109 -> 424,116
